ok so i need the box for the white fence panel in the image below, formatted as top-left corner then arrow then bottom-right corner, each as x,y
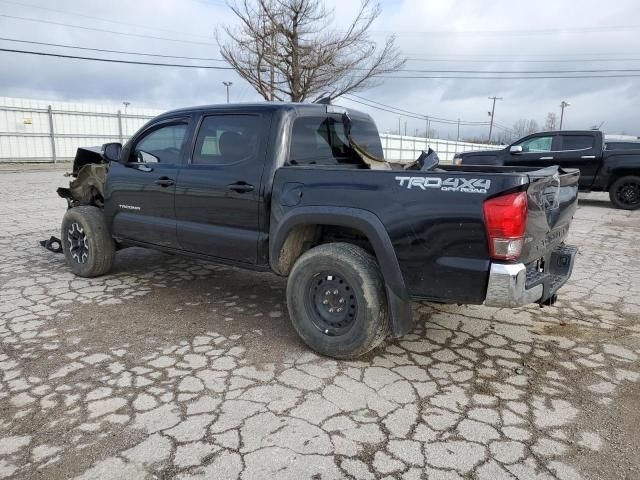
0,97 -> 161,162
0,96 -> 503,163
380,134 -> 503,165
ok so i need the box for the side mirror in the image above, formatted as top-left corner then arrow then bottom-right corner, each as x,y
102,142 -> 122,162
510,145 -> 523,154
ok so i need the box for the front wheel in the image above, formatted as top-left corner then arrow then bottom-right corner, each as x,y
61,206 -> 115,277
609,175 -> 640,210
286,242 -> 389,359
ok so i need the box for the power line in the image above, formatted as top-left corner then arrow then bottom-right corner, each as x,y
406,57 -> 640,64
380,73 -> 640,79
6,37 -> 640,74
3,46 -> 640,80
343,95 -> 513,134
0,37 -> 227,62
342,95 -> 512,132
406,51 -> 640,58
399,68 -> 640,74
373,24 -> 640,36
0,0 -> 216,39
0,47 -> 234,69
0,13 -> 217,46
346,94 -> 487,125
4,37 -> 640,74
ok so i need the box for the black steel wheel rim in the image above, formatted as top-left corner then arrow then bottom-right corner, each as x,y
304,272 -> 358,336
616,181 -> 640,206
67,222 -> 89,264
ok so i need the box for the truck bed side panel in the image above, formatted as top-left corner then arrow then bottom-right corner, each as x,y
591,151 -> 640,191
271,167 -> 529,304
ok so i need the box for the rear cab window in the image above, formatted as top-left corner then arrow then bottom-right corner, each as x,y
288,114 -> 383,167
560,135 -> 595,151
191,115 -> 262,165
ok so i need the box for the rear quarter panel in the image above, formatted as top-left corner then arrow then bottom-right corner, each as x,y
271,167 -> 528,304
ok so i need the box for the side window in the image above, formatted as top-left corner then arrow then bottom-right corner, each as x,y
288,115 -> 383,166
192,115 -> 261,165
132,123 -> 188,164
561,135 -> 594,151
517,136 -> 553,153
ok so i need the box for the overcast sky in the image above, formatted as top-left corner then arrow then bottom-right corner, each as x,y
1,0 -> 639,141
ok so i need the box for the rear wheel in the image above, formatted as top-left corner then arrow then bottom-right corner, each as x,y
61,206 -> 115,277
609,175 -> 640,210
286,242 -> 389,359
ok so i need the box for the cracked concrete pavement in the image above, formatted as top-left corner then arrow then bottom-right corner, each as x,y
0,169 -> 639,480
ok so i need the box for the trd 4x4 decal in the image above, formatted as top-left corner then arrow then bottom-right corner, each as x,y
395,176 -> 491,194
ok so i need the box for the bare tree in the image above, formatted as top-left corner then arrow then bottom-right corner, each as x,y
544,112 -> 558,131
217,0 -> 406,102
512,119 -> 539,139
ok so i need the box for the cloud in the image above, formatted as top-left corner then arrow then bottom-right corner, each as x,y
0,0 -> 639,138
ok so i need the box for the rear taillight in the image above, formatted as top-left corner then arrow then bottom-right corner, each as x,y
483,191 -> 528,261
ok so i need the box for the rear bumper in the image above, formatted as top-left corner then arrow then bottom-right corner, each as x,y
484,244 -> 578,308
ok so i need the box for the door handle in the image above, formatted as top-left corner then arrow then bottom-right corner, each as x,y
154,177 -> 175,187
227,182 -> 255,193
539,156 -> 554,160
581,155 -> 596,159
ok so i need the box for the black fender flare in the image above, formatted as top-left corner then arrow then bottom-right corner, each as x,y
270,206 -> 413,337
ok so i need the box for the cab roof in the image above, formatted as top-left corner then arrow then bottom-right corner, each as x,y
157,102 -> 371,120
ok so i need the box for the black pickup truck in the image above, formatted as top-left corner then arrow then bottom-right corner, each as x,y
454,130 -> 640,210
58,103 -> 579,358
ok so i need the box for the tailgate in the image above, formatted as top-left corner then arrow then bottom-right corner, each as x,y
520,166 -> 580,265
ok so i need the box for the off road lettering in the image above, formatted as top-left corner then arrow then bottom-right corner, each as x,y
396,176 -> 490,193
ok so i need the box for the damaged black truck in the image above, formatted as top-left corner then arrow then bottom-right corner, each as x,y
58,103 -> 579,359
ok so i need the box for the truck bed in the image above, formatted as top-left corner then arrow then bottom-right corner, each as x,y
270,164 -> 579,305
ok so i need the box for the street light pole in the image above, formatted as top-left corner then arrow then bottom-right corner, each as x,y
488,96 -> 502,144
222,82 -> 233,104
559,101 -> 570,130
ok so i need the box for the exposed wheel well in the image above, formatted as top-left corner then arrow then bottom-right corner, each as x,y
275,224 -> 376,275
607,170 -> 640,190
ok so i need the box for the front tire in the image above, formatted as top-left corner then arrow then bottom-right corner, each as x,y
609,175 -> 640,210
286,242 -> 389,359
61,206 -> 115,277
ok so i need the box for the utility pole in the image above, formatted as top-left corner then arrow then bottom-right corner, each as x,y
122,101 -> 130,114
223,82 -> 233,104
559,101 -> 570,130
398,117 -> 401,136
487,96 -> 502,144
404,121 -> 407,136
424,116 -> 431,140
457,118 -> 460,141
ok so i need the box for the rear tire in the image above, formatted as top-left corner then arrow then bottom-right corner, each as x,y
61,206 -> 115,277
286,242 -> 389,359
609,175 -> 640,210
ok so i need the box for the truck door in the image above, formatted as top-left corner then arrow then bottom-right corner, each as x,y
175,113 -> 270,264
106,118 -> 190,248
504,133 -> 559,169
552,134 -> 601,188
